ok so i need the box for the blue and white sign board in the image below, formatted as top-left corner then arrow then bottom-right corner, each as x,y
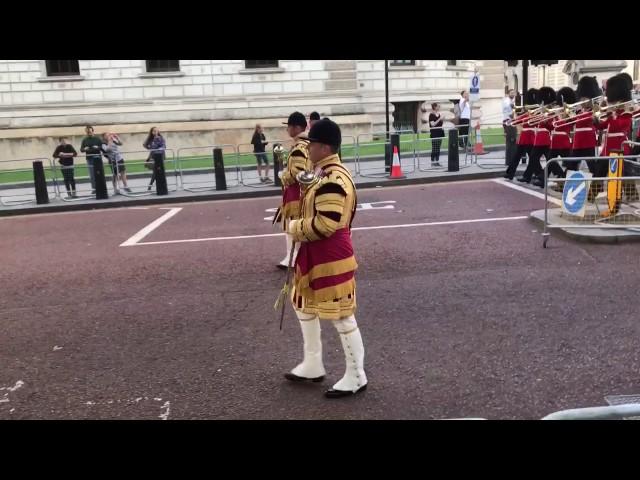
562,170 -> 592,217
469,73 -> 480,101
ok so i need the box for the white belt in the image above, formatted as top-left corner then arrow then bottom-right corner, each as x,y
551,131 -> 568,135
534,128 -> 550,133
575,128 -> 593,132
607,132 -> 625,137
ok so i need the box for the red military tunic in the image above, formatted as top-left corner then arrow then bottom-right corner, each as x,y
532,119 -> 552,147
597,111 -> 632,156
550,121 -> 572,150
570,113 -> 598,150
517,114 -> 535,146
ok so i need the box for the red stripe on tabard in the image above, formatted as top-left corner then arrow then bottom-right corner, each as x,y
309,271 -> 355,291
295,228 -> 353,276
283,184 -> 301,203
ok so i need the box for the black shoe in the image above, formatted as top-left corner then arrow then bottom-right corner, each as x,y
532,179 -> 545,188
147,185 -> 152,191
284,373 -> 325,383
516,176 -> 531,183
503,173 -> 513,180
277,263 -> 288,270
324,384 -> 367,399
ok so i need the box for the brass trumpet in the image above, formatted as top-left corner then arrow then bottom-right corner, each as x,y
594,99 -> 639,120
296,170 -> 321,193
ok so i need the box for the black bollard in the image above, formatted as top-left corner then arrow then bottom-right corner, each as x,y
213,148 -> 227,191
32,161 -> 49,204
152,152 -> 168,196
273,144 -> 282,188
93,156 -> 109,200
448,129 -> 460,172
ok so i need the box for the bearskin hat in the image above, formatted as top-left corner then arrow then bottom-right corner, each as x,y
524,88 -> 539,105
606,74 -> 632,103
556,87 -> 576,105
538,86 -> 556,105
576,76 -> 602,100
616,72 -> 634,90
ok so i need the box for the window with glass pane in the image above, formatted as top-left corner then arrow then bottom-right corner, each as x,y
447,60 -> 457,66
245,60 -> 279,69
46,60 -> 80,76
146,60 -> 180,72
391,60 -> 415,66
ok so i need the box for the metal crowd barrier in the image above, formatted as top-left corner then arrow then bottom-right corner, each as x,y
0,158 -> 54,206
237,140 -> 289,188
355,130 -> 414,178
541,154 -> 640,247
177,144 -> 240,192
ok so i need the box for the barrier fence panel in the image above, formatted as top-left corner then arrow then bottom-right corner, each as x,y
339,135 -> 357,176
355,130 -> 414,178
51,155 -> 107,200
103,149 -> 179,198
237,140 -> 290,188
542,154 -> 640,247
0,158 -> 57,206
471,128 -> 509,169
177,144 -> 240,192
398,134 -> 417,174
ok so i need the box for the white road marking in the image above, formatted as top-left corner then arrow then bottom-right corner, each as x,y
1,380 -> 25,405
125,215 -> 528,246
120,207 -> 183,246
53,346 -> 63,351
159,401 -> 171,421
492,178 -> 562,206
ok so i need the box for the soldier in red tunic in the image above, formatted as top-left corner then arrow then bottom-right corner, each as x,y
504,88 -> 539,180
518,87 -> 556,185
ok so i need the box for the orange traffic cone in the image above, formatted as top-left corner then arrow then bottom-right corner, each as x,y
474,123 -> 486,155
389,145 -> 406,179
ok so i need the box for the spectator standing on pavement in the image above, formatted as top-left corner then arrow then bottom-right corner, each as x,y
251,124 -> 271,183
428,103 -> 444,166
80,125 -> 102,193
102,133 -> 132,193
309,111 -> 321,129
53,137 -> 78,198
143,127 -> 166,191
502,89 -> 516,131
458,90 -> 471,149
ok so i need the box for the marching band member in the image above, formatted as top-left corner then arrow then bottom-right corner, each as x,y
596,73 -> 637,201
504,88 -> 539,180
285,118 -> 367,398
277,112 -> 311,270
551,76 -> 602,194
518,86 -> 556,185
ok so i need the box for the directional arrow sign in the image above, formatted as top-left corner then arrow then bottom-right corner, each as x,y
562,170 -> 591,217
565,182 -> 586,206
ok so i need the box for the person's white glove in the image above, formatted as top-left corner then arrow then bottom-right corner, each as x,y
288,219 -> 299,235
278,170 -> 284,179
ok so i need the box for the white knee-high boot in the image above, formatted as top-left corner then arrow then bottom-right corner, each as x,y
329,315 -> 367,394
288,313 -> 326,380
280,233 -> 300,267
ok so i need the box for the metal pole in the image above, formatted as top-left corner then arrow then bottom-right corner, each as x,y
385,60 -> 390,140
522,60 -> 529,95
